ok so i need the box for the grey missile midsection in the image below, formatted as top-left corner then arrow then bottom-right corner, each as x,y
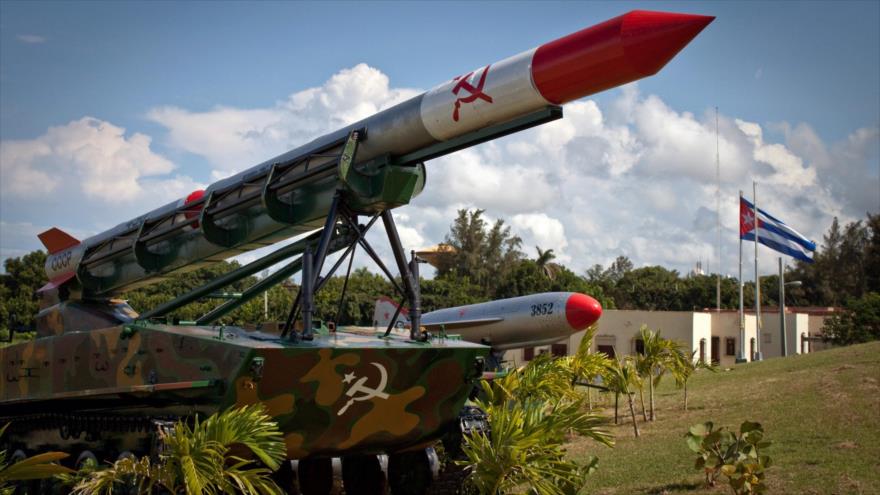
215,95 -> 435,192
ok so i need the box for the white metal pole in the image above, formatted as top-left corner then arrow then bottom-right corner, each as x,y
780,257 -> 787,357
737,190 -> 746,363
754,182 -> 762,361
716,107 -> 722,312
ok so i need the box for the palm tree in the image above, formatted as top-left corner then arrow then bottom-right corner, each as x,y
561,326 -> 612,411
489,353 -> 578,406
671,349 -> 717,410
460,360 -> 613,494
71,404 -> 286,495
0,423 -> 74,494
535,246 -> 559,280
604,358 -> 641,437
633,354 -> 651,422
638,325 -> 680,421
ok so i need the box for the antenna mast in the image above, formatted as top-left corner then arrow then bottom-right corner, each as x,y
715,106 -> 722,311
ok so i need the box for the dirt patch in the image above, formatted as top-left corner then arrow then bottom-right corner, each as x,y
837,473 -> 863,494
833,365 -> 855,372
835,441 -> 859,449
645,481 -> 703,494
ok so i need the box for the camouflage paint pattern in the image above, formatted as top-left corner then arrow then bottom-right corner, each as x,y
1,320 -> 488,460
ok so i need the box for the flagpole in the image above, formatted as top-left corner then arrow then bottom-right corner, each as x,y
715,106 -> 722,312
753,181 -> 763,361
779,257 -> 787,357
737,190 -> 747,363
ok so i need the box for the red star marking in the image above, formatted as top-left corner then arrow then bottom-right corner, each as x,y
451,65 -> 493,122
742,210 -> 754,229
458,309 -> 466,317
383,312 -> 390,320
740,200 -> 757,236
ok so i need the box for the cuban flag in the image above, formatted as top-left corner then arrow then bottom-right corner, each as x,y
740,197 -> 816,263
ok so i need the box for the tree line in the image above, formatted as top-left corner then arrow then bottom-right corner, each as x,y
2,210 -> 878,343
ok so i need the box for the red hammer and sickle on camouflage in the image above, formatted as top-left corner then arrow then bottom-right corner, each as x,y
451,65 -> 493,122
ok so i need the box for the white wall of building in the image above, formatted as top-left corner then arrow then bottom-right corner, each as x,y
756,312 -> 810,358
708,312 -> 758,367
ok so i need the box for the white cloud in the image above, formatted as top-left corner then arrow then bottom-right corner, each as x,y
773,122 -> 880,217
147,63 -> 421,175
16,34 -> 46,44
0,117 -> 181,201
0,118 -> 203,260
511,213 -> 570,263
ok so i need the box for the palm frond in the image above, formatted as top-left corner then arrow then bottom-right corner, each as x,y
201,404 -> 286,470
71,457 -> 156,495
0,452 -> 73,482
71,405 -> 286,495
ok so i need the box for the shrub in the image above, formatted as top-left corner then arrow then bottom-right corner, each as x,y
685,421 -> 771,495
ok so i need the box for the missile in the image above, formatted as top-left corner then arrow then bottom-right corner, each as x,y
375,292 -> 603,351
40,10 -> 713,298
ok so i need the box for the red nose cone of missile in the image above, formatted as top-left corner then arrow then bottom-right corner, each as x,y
532,10 -> 715,104
565,293 -> 603,331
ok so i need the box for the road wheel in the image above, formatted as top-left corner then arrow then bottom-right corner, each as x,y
272,459 -> 299,495
343,455 -> 387,495
298,458 -> 332,495
388,449 -> 435,495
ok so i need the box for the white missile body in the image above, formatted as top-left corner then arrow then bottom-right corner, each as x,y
374,292 -> 602,351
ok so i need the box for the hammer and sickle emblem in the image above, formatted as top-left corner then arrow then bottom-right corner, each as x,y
337,362 -> 390,416
451,65 -> 493,122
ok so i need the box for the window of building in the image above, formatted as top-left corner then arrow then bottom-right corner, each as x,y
551,343 -> 568,357
634,339 -> 645,355
523,347 -> 534,361
597,345 -> 616,358
699,338 -> 706,364
763,332 -> 772,344
750,338 -> 756,361
725,337 -> 736,356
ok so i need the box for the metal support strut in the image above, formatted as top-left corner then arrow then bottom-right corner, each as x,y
301,248 -> 314,340
283,192 -> 342,341
381,210 -> 424,341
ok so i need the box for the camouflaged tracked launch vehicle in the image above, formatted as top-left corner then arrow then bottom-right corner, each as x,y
1,308 -> 487,493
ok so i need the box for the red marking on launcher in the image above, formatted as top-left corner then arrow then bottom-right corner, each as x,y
451,65 -> 493,121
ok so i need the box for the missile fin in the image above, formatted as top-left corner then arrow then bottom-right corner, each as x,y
38,228 -> 80,254
37,272 -> 76,293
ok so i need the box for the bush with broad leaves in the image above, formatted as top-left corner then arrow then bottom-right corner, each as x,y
685,421 -> 771,495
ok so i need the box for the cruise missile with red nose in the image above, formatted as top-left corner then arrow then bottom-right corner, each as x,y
375,292 -> 603,351
39,11 -> 713,299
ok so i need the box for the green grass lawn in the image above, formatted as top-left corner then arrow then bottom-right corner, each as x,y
567,341 -> 880,495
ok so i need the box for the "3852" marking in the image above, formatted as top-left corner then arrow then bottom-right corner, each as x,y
530,303 -> 553,317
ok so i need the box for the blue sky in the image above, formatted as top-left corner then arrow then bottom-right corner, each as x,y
1,1 -> 878,277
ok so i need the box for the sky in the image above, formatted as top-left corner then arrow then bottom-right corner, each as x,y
1,1 -> 878,281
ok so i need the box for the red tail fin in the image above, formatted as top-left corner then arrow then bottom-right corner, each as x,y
38,228 -> 80,254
